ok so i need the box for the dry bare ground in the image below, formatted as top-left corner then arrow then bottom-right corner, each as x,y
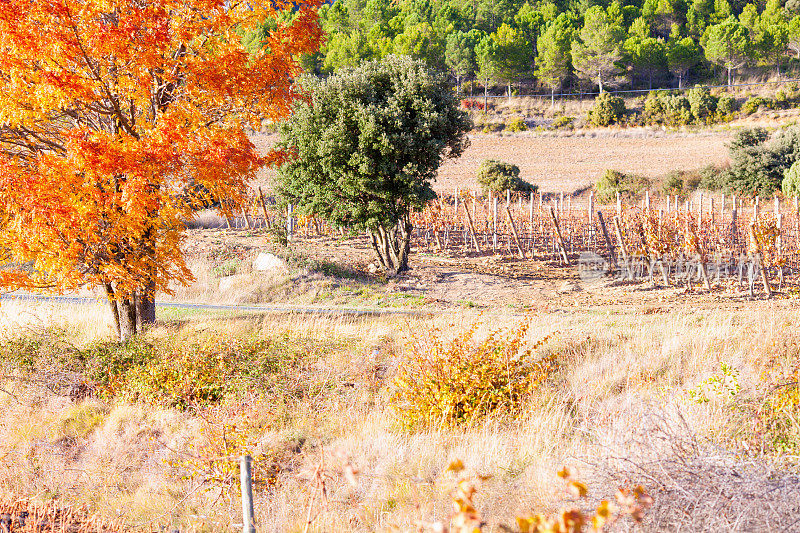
249,130 -> 732,195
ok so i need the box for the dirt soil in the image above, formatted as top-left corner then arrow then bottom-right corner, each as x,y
184,229 -> 789,315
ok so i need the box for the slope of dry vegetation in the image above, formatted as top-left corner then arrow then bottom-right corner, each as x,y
0,294 -> 798,531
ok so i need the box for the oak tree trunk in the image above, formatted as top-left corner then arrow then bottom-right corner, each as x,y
368,219 -> 412,276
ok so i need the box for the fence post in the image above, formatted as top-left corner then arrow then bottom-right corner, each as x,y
493,196 -> 498,251
240,455 -> 256,533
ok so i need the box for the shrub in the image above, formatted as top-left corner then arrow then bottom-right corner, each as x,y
477,159 -> 537,195
741,95 -> 774,115
663,94 -> 693,126
723,126 -> 800,195
587,92 -> 626,127
550,116 -> 574,129
595,169 -> 651,203
391,318 -> 558,429
662,172 -> 684,195
461,99 -> 485,110
643,91 -> 665,123
783,160 -> 800,197
716,95 -> 737,116
688,86 -> 717,123
506,117 -> 528,132
698,164 -> 726,191
482,122 -> 505,133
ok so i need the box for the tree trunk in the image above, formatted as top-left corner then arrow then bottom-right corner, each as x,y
484,79 -> 488,111
368,218 -> 412,276
508,81 -> 512,104
136,280 -> 156,332
104,283 -> 121,340
727,66 -> 732,87
551,86 -> 554,107
118,296 -> 137,342
598,72 -> 603,94
678,72 -> 683,89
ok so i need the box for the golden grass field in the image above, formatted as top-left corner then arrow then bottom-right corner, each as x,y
1,294 -> 799,532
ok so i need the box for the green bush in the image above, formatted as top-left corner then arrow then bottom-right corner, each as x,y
477,159 -> 537,195
783,160 -> 800,197
716,95 -> 737,116
587,92 -> 626,127
643,91 -> 665,123
595,169 -> 651,203
506,117 -> 527,132
741,96 -> 775,115
663,94 -> 693,126
550,116 -> 574,129
662,172 -> 684,195
724,126 -> 800,195
482,122 -> 505,133
698,164 -> 726,191
688,86 -> 717,123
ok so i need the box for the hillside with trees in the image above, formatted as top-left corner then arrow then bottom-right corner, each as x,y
298,0 -> 800,94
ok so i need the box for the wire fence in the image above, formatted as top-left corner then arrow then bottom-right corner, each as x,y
463,76 -> 800,101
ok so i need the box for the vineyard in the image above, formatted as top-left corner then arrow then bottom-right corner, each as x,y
230,189 -> 800,294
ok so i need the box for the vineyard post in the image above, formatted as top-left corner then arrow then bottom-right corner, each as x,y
597,211 -> 617,269
559,191 -> 564,215
721,193 -> 726,217
463,194 -> 482,253
518,194 -> 522,212
749,223 -> 772,298
754,195 -> 760,219
528,191 -> 534,227
548,206 -> 569,265
568,195 -> 572,218
538,191 -> 543,211
774,195 -> 780,215
674,195 -> 678,212
616,192 -> 621,217
505,205 -> 526,259
257,187 -> 271,228
506,189 -> 511,206
240,455 -> 256,533
698,192 -> 703,225
613,215 -> 630,279
710,197 -> 714,225
644,191 -> 650,212
777,212 -> 784,289
589,191 -> 595,223
493,196 -> 498,251
454,188 -> 459,214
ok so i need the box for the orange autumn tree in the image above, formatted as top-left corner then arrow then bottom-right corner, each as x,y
0,0 -> 322,340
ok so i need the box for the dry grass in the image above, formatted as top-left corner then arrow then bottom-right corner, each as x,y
0,299 -> 798,531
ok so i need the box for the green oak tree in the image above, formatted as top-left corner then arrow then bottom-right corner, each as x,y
275,56 -> 471,275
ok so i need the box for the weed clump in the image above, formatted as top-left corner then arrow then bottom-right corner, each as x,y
391,317 -> 558,429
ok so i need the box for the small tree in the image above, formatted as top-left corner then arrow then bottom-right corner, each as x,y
477,160 -> 537,195
667,37 -> 702,88
275,56 -> 471,275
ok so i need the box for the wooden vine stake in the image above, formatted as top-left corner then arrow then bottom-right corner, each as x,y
749,223 -> 773,298
548,206 -> 570,265
613,215 -> 630,278
597,210 -> 617,269
462,194 -> 482,253
504,204 -> 526,259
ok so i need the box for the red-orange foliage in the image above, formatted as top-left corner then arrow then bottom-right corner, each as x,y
0,0 -> 322,338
